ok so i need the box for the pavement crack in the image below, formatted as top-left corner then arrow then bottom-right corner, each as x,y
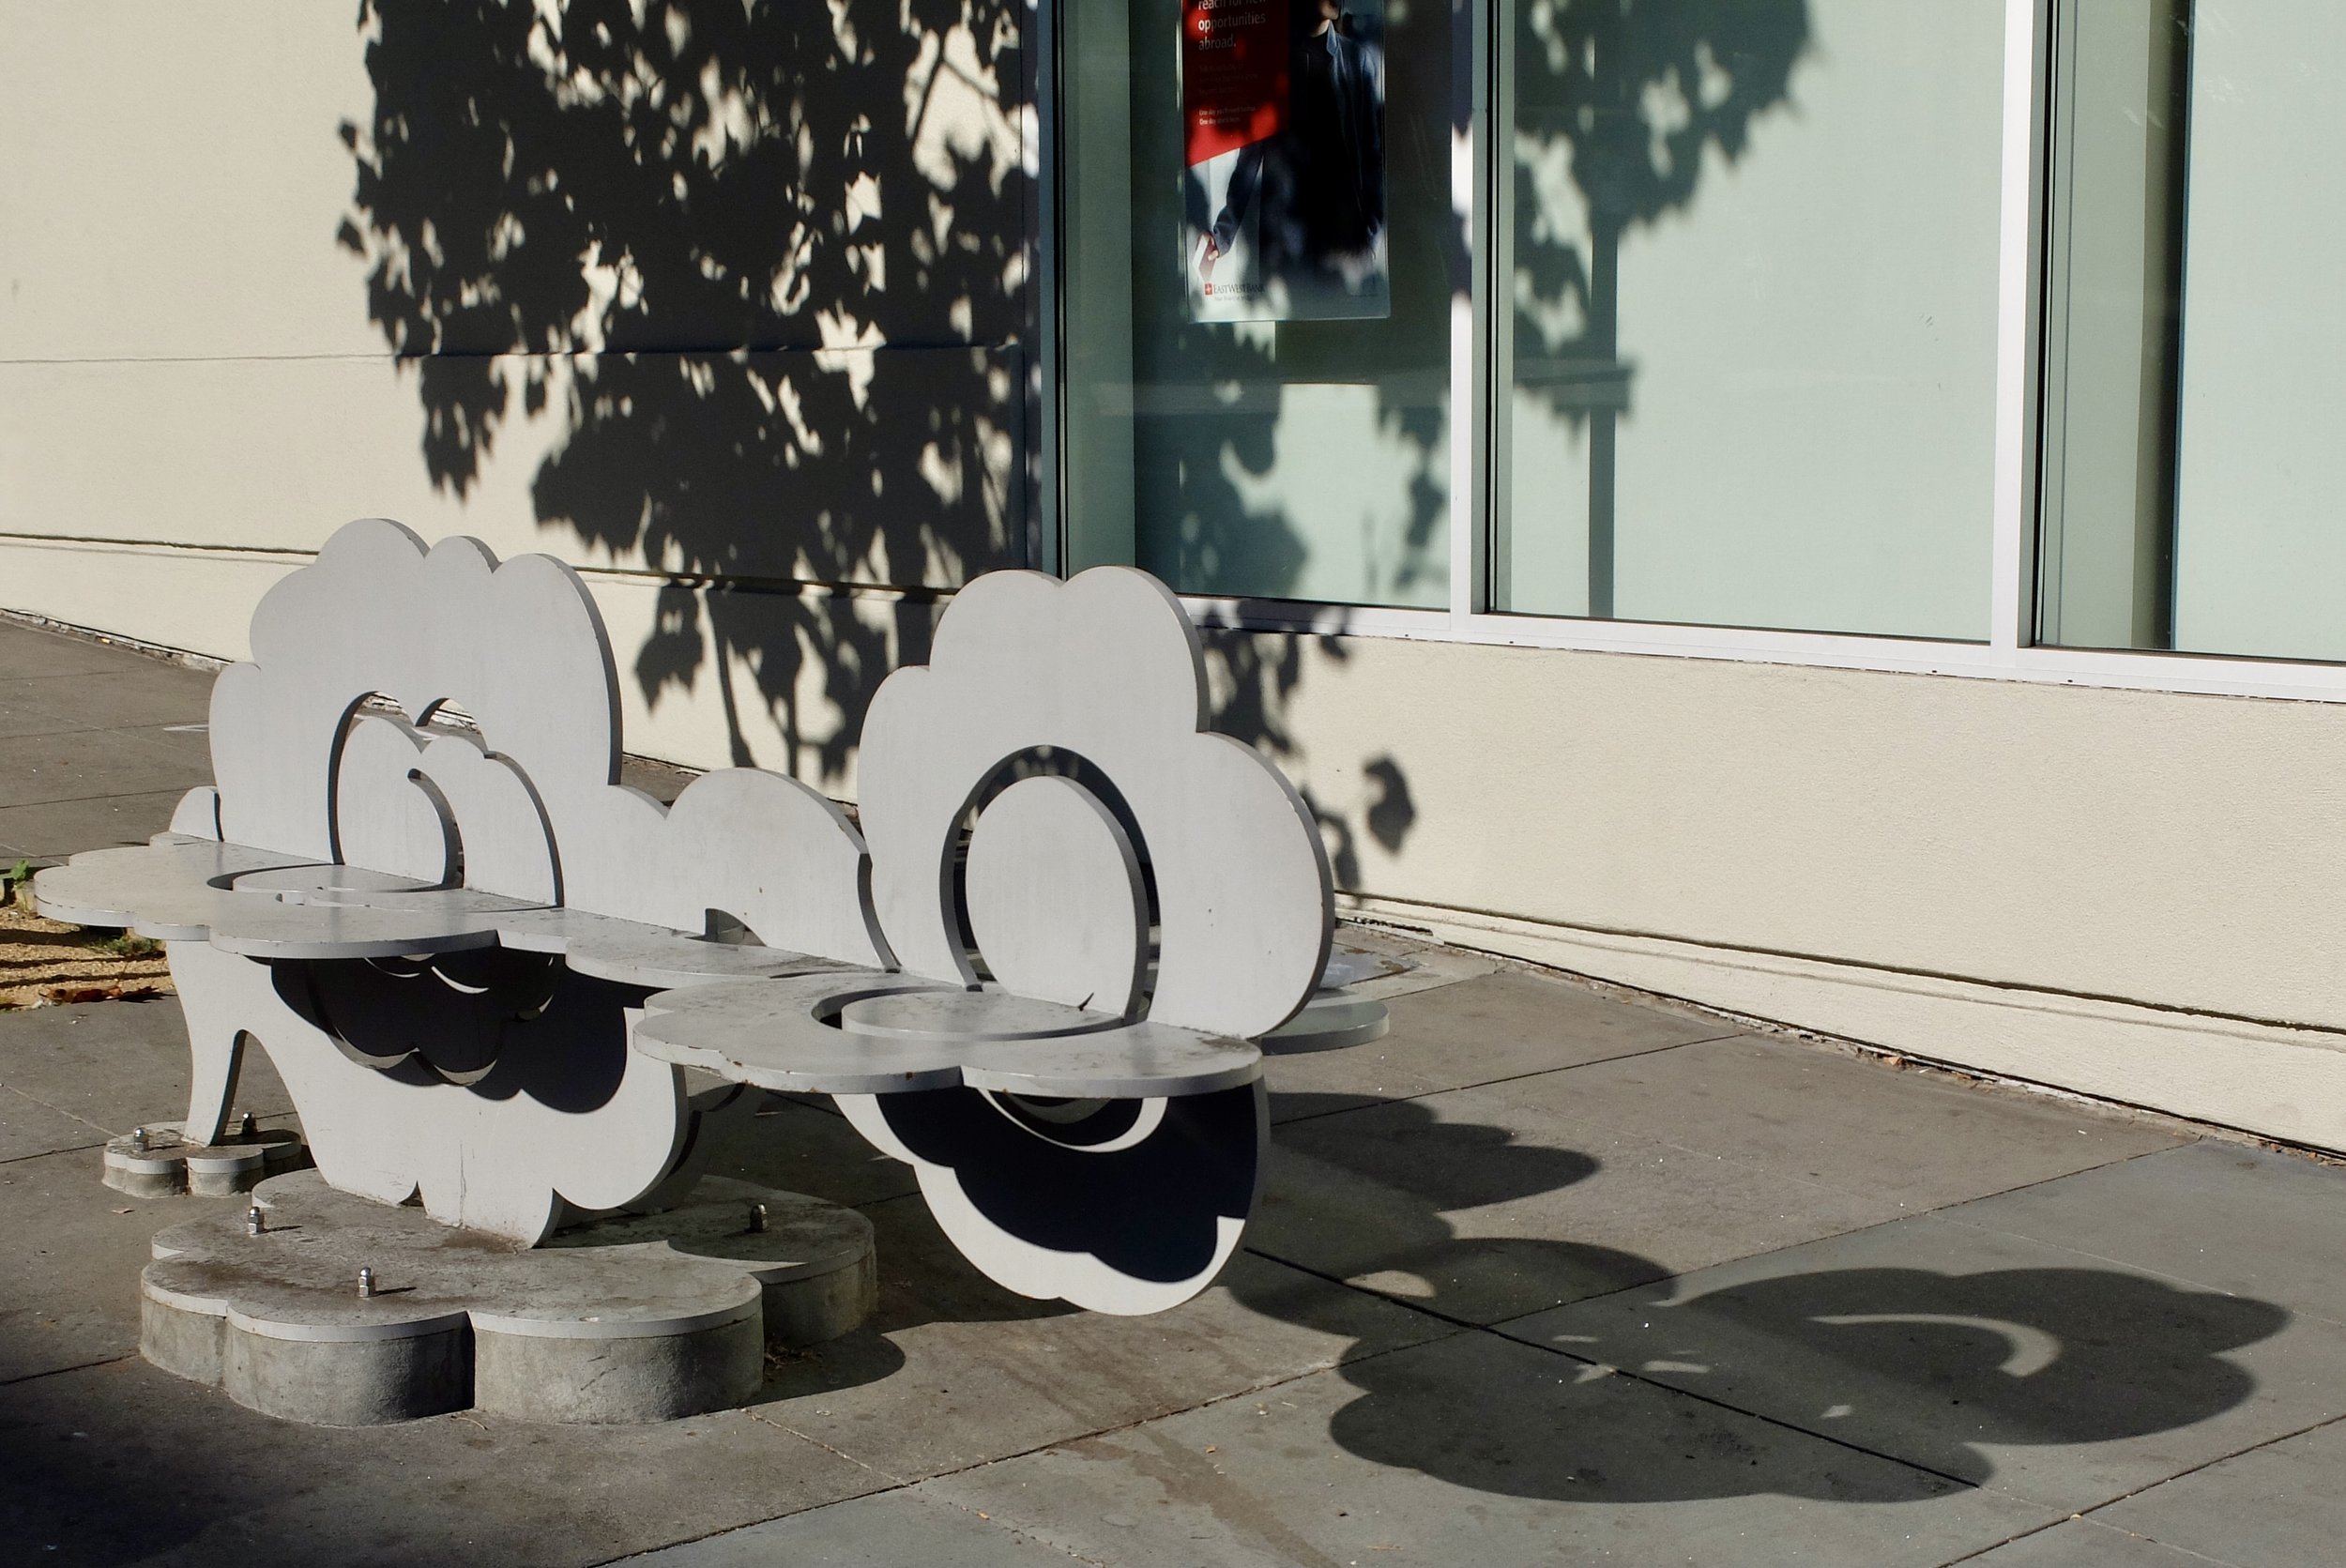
1264,1034 -> 1732,1131
922,1493 -> 1110,1566
0,1139 -> 111,1167
2018,1407 -> 2346,1561
1935,1513 -> 2249,1568
744,1403 -> 907,1487
0,1353 -> 135,1389
0,1081 -> 118,1140
1248,1245 -> 1985,1493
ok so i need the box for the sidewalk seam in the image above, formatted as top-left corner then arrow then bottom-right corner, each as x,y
1931,1147 -> 2346,1332
1265,1028 -> 1742,1131
0,1080 -> 121,1142
1933,1409 -> 2346,1567
0,1353 -> 135,1389
1244,1244 -> 1985,1493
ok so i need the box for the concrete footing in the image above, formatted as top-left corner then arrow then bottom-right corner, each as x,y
142,1171 -> 875,1425
103,1119 -> 307,1197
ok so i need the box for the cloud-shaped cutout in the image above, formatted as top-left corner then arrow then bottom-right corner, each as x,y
211,519 -> 886,967
170,941 -> 681,1244
835,1084 -> 1265,1316
211,521 -> 616,866
857,567 -> 1331,1040
139,520 -> 895,1239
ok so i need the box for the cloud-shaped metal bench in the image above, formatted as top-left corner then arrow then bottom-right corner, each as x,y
37,520 -> 1384,1334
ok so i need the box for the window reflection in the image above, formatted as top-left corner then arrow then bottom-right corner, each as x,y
1062,0 -> 1455,608
2041,1 -> 2346,664
1494,2 -> 2001,640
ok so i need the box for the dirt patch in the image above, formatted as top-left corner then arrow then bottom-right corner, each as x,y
0,892 -> 172,1010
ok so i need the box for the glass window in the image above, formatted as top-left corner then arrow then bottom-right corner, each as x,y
2036,0 -> 2188,652
1491,1 -> 2005,638
1059,0 -> 1457,607
2042,1 -> 2346,663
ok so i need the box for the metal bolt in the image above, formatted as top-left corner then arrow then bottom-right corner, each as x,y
747,1202 -> 768,1235
237,1111 -> 256,1139
129,1126 -> 148,1152
358,1267 -> 376,1299
246,1206 -> 264,1236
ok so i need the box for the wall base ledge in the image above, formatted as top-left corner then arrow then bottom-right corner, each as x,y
1340,892 -> 2346,1156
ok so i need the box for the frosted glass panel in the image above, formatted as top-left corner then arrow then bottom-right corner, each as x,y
1494,1 -> 2003,639
2171,2 -> 2346,661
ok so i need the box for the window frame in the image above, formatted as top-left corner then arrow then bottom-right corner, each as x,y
1046,0 -> 2346,706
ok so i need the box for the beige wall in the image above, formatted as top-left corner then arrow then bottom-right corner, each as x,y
1226,632 -> 2346,1152
2,0 -> 1024,777
1,0 -> 1032,577
9,3 -> 2346,1149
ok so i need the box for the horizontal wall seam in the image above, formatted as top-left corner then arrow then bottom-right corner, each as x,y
0,536 -> 952,600
10,538 -> 2343,707
0,531 -> 313,558
0,341 -> 1027,369
567,571 -> 948,601
0,352 -> 393,367
1342,890 -> 2346,1047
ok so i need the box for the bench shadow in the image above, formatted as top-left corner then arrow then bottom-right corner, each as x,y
716,1079 -> 2293,1494
1318,1257 -> 2288,1502
685,1090 -> 1081,1405
1229,1088 -> 2292,1503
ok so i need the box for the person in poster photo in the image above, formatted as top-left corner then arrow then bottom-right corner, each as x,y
1190,0 -> 1388,321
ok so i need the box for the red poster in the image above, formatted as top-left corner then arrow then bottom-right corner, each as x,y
1181,0 -> 1288,167
1179,0 -> 1390,323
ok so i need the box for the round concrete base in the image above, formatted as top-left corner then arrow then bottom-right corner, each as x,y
1262,993 -> 1392,1053
103,1120 -> 307,1198
142,1171 -> 874,1425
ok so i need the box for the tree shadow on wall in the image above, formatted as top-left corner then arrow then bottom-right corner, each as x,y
1134,0 -> 1811,627
1192,612 -> 1416,891
1132,1 -> 1804,882
1118,0 -> 1459,886
343,0 -> 1424,885
340,0 -> 1031,777
1508,0 -> 1808,614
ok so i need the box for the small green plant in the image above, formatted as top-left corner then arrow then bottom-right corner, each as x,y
97,933 -> 160,958
1,860 -> 32,910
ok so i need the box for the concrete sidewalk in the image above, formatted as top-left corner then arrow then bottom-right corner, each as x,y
0,617 -> 218,861
6,615 -> 2346,1567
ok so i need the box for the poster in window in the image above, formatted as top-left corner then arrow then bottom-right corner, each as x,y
1180,0 -> 1389,323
